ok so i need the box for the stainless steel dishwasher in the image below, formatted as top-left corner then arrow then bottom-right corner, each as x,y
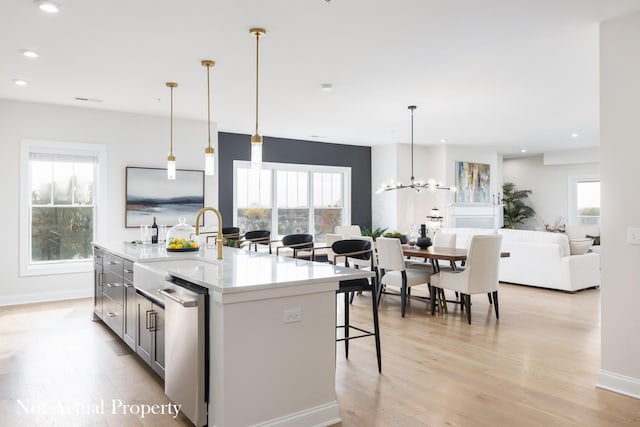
159,277 -> 208,427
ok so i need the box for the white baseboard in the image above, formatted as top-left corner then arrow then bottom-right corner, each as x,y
254,401 -> 340,427
597,370 -> 640,399
0,288 -> 92,307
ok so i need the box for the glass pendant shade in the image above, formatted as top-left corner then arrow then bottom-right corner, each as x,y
167,155 -> 176,180
251,136 -> 263,169
205,147 -> 215,175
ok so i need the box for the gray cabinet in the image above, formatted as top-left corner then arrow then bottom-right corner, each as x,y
93,247 -> 104,320
136,293 -> 165,379
93,245 -> 164,379
123,260 -> 136,350
102,252 -> 125,338
93,247 -> 135,347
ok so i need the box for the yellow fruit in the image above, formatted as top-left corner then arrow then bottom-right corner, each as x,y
176,243 -> 184,249
169,244 -> 177,249
191,242 -> 198,248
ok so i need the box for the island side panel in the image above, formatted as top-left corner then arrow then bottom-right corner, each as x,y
210,284 -> 340,427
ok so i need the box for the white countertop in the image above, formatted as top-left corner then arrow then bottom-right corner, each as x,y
95,241 -> 373,295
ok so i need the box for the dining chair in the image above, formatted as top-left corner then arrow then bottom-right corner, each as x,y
376,237 -> 432,317
313,233 -> 344,264
242,229 -> 272,253
332,239 -> 381,373
430,234 -> 503,324
206,226 -> 242,246
335,225 -> 362,237
405,232 -> 457,270
276,233 -> 315,259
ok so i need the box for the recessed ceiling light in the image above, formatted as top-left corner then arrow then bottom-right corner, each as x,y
520,148 -> 527,153
571,133 -> 580,138
440,139 -> 448,144
320,83 -> 333,91
13,79 -> 29,86
20,49 -> 39,59
34,0 -> 61,13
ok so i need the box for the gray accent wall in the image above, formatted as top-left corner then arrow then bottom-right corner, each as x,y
218,132 -> 371,229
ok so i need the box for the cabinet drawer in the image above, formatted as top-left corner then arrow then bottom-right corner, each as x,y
104,253 -> 124,275
123,259 -> 134,283
94,247 -> 104,266
103,295 -> 124,338
103,270 -> 124,305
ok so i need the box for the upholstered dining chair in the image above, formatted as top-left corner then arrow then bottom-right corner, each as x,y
376,237 -> 432,317
276,233 -> 315,259
242,229 -> 272,253
430,234 -> 503,324
313,233 -> 344,264
332,239 -> 381,373
335,225 -> 362,237
221,226 -> 241,239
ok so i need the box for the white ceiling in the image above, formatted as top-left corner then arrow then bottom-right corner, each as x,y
2,0 -> 640,156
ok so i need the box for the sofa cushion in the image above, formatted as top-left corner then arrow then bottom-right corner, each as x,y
565,224 -> 600,241
499,229 -> 571,257
569,238 -> 593,255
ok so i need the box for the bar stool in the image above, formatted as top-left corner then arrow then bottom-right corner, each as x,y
332,239 -> 382,373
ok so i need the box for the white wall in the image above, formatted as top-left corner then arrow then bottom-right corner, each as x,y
372,143 -> 451,233
503,154 -> 599,229
599,11 -> 640,398
0,99 -> 218,305
372,143 -> 503,233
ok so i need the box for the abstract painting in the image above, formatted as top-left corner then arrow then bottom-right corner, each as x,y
125,167 -> 204,228
455,161 -> 491,203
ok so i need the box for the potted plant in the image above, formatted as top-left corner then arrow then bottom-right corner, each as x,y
383,231 -> 409,244
502,182 -> 535,229
361,226 -> 388,241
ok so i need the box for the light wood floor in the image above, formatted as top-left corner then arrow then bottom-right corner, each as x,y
1,284 -> 638,426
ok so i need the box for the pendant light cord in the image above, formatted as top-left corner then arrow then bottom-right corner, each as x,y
411,107 -> 414,182
409,105 -> 416,184
206,65 -> 211,147
170,85 -> 174,155
255,32 -> 260,136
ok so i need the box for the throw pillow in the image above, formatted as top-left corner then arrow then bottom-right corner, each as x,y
586,234 -> 600,245
570,238 -> 593,255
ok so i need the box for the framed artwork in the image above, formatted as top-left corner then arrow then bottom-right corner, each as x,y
125,167 -> 204,228
455,161 -> 491,203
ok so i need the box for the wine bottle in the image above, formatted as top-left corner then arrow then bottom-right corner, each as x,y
151,216 -> 158,244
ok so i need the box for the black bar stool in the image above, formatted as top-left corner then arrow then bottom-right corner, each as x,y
332,239 -> 382,373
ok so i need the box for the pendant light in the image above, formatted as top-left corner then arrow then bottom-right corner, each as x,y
376,105 -> 457,193
250,27 -> 266,169
202,59 -> 215,175
166,82 -> 177,180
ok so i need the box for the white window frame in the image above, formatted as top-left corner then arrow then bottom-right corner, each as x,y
567,174 -> 600,226
20,139 -> 107,276
233,161 -> 351,240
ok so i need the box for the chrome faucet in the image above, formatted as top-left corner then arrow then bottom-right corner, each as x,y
194,207 -> 223,260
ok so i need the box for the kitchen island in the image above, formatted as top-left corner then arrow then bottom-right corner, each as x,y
93,241 -> 373,427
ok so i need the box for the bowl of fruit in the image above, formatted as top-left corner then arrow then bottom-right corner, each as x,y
167,237 -> 199,252
165,217 -> 200,252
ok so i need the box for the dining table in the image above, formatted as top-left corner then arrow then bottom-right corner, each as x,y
401,244 -> 510,313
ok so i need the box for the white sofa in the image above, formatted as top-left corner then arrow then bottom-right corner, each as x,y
440,227 -> 600,292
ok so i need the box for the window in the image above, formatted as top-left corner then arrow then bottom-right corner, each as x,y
568,175 -> 600,225
233,161 -> 350,242
20,140 -> 106,276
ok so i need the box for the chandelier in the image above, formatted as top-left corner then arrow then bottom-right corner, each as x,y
376,105 -> 457,193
